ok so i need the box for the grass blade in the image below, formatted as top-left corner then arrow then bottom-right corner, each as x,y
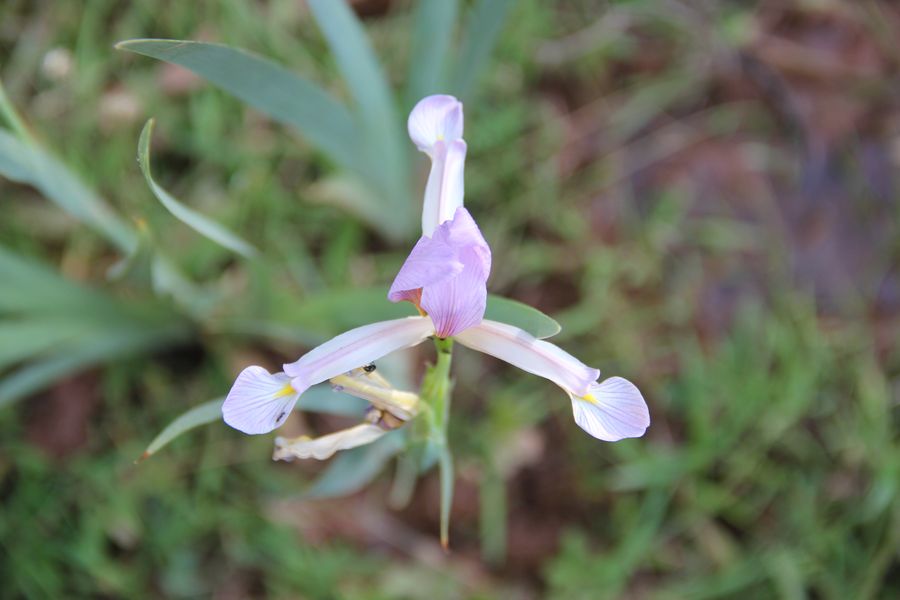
138,119 -> 258,258
405,0 -> 460,108
451,0 -> 514,99
116,39 -> 362,174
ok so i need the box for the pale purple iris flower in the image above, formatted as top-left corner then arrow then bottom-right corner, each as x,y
223,94 -> 649,446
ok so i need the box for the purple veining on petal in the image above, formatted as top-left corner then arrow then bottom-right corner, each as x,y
422,245 -> 488,337
388,234 -> 463,303
222,366 -> 298,435
432,205 -> 491,277
570,377 -> 650,441
388,207 -> 492,337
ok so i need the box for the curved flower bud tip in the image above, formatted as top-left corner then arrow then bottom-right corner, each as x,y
409,95 -> 467,235
222,366 -> 299,435
569,377 -> 650,441
408,95 -> 463,154
273,424 -> 387,461
389,207 -> 491,338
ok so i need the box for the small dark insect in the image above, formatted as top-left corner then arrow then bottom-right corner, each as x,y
363,363 -> 376,373
276,411 -> 286,422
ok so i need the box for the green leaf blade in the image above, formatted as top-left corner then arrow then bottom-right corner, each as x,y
406,0 -> 460,107
116,39 -> 362,173
0,130 -> 135,251
452,0 -> 514,99
141,398 -> 224,459
0,325 -> 186,409
485,295 -> 561,339
304,430 -> 406,499
306,0 -> 413,236
138,119 -> 258,259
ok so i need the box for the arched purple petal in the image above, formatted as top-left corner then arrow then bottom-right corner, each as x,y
569,377 -> 649,441
283,317 -> 435,392
432,207 -> 491,277
455,320 -> 600,396
388,234 -> 463,303
408,95 -> 463,154
422,246 -> 488,337
416,208 -> 491,337
222,366 -> 298,435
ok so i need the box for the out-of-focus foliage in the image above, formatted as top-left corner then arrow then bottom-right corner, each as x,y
1,0 -> 898,598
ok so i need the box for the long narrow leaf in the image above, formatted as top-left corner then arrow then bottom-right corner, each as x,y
0,320 -> 96,370
405,0 -> 459,108
484,295 -> 560,339
116,39 -> 362,173
305,430 -> 405,499
138,119 -> 258,258
139,386 -> 367,460
141,397 -> 223,459
0,245 -> 121,315
451,0 -> 514,99
306,0 -> 412,236
0,325 -> 186,409
439,444 -> 454,549
296,385 -> 368,417
0,129 -> 134,251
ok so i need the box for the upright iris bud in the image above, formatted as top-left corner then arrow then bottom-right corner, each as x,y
390,95 -> 490,338
407,95 -> 467,236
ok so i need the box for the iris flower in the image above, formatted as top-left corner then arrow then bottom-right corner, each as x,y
223,95 -> 649,452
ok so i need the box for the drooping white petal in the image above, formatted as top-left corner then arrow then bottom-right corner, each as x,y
408,95 -> 463,154
455,320 -> 600,396
283,317 -> 435,394
272,424 -> 387,461
421,140 -> 467,235
222,366 -> 299,435
569,377 -> 649,441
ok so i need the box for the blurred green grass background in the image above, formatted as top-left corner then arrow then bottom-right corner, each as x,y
1,0 -> 898,598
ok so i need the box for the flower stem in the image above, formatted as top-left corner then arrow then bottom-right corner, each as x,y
430,336 -> 454,436
420,336 -> 454,548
